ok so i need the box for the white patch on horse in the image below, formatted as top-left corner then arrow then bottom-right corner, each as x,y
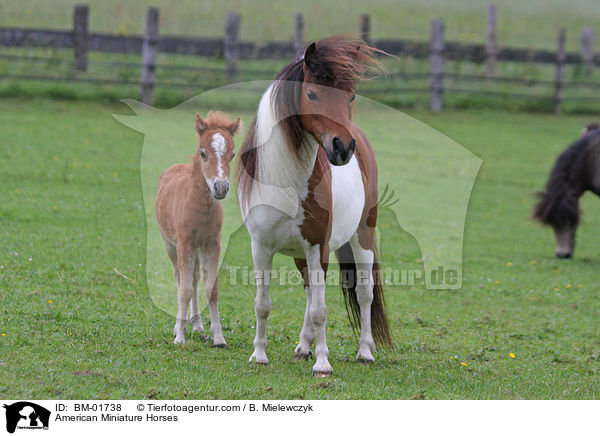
329,155 -> 365,251
254,83 -> 318,194
211,133 -> 226,178
241,83 -> 319,257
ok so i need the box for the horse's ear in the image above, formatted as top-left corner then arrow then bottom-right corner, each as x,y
194,114 -> 207,135
227,117 -> 242,136
304,42 -> 317,66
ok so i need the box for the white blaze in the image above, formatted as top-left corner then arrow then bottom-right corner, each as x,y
211,133 -> 226,178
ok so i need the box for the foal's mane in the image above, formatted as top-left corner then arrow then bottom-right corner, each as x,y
533,129 -> 600,228
237,36 -> 384,200
201,110 -> 237,131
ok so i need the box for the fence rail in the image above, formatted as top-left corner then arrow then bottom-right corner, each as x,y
0,3 -> 599,112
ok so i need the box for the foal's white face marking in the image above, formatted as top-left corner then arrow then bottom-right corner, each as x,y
211,133 -> 226,179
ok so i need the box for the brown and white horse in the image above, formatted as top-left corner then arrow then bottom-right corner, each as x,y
237,36 -> 392,376
156,111 -> 241,346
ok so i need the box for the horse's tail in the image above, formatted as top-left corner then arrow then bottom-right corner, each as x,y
336,242 -> 393,348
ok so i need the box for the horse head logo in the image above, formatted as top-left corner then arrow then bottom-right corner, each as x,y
3,402 -> 51,433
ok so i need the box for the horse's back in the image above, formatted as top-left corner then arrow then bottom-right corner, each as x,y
155,163 -> 192,242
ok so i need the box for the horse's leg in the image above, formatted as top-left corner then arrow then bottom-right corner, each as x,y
349,233 -> 376,363
304,243 -> 332,376
293,258 -> 314,361
203,248 -> 226,347
189,253 -> 205,334
174,241 -> 195,344
249,241 -> 273,364
164,239 -> 181,337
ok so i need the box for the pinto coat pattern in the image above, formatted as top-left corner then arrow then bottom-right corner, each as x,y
237,36 -> 392,376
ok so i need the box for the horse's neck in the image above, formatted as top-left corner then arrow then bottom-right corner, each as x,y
255,85 -> 319,195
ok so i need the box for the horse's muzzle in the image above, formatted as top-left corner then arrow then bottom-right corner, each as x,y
326,137 -> 356,166
213,180 -> 229,199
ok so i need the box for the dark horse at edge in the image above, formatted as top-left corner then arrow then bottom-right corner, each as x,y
533,123 -> 600,258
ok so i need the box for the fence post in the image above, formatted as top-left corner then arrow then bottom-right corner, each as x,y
485,4 -> 497,78
360,14 -> 370,44
224,11 -> 241,78
140,7 -> 159,105
429,19 -> 445,112
294,13 -> 304,55
73,4 -> 89,72
581,26 -> 593,77
553,28 -> 566,115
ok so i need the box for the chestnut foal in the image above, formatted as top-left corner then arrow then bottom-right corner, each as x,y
155,111 -> 241,345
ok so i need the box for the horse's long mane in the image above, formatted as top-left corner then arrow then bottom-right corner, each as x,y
272,36 -> 385,156
236,36 -> 384,201
532,129 -> 600,228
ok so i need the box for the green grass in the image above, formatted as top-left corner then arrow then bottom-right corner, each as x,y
1,97 -> 600,399
0,0 -> 598,50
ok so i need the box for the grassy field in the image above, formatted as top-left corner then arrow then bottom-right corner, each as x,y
0,0 -> 597,50
1,97 -> 600,399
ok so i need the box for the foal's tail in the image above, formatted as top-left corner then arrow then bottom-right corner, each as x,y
336,242 -> 393,348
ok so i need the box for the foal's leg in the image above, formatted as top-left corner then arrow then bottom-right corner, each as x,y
349,234 -> 376,363
249,241 -> 273,364
203,248 -> 226,347
163,239 -> 181,338
189,253 -> 205,334
304,243 -> 332,376
293,258 -> 314,361
174,241 -> 195,344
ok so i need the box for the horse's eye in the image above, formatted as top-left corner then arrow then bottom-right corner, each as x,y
200,150 -> 208,160
307,90 -> 319,101
230,152 -> 236,161
350,94 -> 356,103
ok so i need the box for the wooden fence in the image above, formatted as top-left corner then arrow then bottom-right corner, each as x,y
0,4 -> 598,111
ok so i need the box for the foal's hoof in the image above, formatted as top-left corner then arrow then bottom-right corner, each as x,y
293,351 -> 313,362
356,356 -> 375,364
211,343 -> 227,349
313,370 -> 332,378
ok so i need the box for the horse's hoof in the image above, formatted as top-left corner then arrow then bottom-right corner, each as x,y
293,351 -> 313,362
356,356 -> 375,364
249,353 -> 269,365
211,343 -> 227,349
173,337 -> 185,345
313,370 -> 332,378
